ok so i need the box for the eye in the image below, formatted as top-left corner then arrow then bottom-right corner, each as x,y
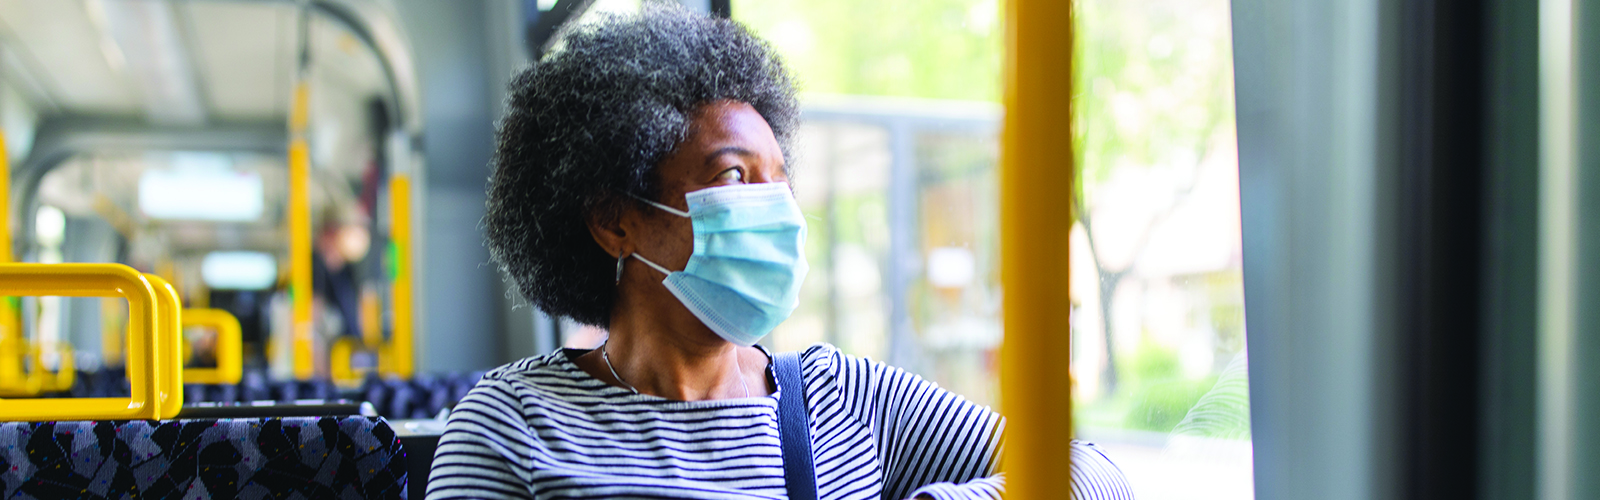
715,168 -> 744,183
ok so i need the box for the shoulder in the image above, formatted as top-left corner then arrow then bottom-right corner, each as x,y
786,342 -> 926,411
1069,440 -> 1136,499
794,342 -> 840,375
790,342 -> 888,386
460,349 -> 589,408
791,342 -> 890,375
792,342 -> 924,390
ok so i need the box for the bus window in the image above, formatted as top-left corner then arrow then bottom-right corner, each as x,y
735,0 -> 1004,406
1071,0 -> 1252,497
742,0 -> 1251,496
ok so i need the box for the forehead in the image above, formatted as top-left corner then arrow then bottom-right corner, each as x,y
683,101 -> 782,155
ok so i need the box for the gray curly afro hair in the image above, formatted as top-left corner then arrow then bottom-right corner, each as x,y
484,5 -> 800,327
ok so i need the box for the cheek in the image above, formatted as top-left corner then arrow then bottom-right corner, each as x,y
640,215 -> 696,266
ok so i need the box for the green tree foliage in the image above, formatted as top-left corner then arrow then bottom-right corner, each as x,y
1075,0 -> 1236,191
733,0 -> 1002,101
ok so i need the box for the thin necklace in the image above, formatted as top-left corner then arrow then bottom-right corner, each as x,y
600,340 -> 750,398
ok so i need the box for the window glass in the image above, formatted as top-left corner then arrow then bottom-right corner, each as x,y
1072,0 -> 1253,497
737,0 -> 1004,405
738,1 -> 1251,496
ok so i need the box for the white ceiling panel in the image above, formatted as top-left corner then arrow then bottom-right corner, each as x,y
0,0 -> 140,115
311,16 -> 387,99
183,1 -> 294,122
98,0 -> 207,125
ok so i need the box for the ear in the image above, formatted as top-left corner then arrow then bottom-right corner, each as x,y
586,201 -> 633,259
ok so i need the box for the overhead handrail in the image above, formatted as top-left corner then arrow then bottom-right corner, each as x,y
0,264 -> 176,421
181,308 -> 243,385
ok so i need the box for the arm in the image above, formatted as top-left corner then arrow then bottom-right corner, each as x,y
426,377 -> 539,500
830,350 -> 1005,500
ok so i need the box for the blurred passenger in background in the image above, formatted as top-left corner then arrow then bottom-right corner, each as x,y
314,206 -> 371,340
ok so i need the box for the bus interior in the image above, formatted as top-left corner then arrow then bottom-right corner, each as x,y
0,0 -> 1581,499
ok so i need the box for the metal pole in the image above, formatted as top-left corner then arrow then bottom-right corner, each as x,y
886,121 -> 920,372
289,4 -> 315,380
997,0 -> 1075,495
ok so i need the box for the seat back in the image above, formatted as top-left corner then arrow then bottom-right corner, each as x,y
0,416 -> 406,499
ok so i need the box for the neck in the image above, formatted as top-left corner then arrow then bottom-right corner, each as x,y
602,294 -> 749,401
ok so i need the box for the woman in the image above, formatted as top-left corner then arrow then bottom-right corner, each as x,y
428,6 -> 1132,500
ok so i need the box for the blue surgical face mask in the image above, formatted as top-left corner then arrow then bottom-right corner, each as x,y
628,182 -> 809,346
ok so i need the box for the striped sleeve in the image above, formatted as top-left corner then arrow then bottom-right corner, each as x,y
827,348 -> 1005,500
426,373 -> 539,500
1068,441 -> 1134,500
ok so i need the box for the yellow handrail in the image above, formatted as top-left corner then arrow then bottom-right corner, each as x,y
0,121 -> 13,264
998,0 -> 1076,495
101,297 -> 125,367
144,274 -> 184,418
0,300 -> 28,394
0,124 -> 19,392
0,264 -> 174,421
330,336 -> 370,387
181,308 -> 243,385
289,81 -> 314,380
387,174 -> 414,379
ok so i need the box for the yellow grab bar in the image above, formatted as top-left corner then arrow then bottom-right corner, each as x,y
387,174 -> 414,379
181,308 -> 243,385
101,298 -> 125,367
289,81 -> 315,381
0,117 -> 19,394
999,0 -> 1076,494
144,274 -> 184,418
0,301 -> 30,395
1,123 -> 14,263
0,264 -> 174,421
330,336 -> 370,387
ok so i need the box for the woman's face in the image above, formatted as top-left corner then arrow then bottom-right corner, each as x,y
622,99 -> 788,273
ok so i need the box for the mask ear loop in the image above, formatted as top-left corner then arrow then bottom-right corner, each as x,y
631,253 -> 674,277
618,193 -> 686,282
627,193 -> 690,218
616,252 -> 675,284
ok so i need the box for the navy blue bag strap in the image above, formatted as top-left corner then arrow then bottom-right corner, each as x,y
775,352 -> 818,500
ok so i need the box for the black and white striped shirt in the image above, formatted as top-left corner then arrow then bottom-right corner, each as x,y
427,343 -> 1131,499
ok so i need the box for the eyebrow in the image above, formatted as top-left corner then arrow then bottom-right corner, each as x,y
703,146 -> 756,165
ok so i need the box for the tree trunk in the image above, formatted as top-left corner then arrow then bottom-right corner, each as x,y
1098,268 -> 1127,391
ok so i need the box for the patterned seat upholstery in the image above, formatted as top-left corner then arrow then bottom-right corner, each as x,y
0,416 -> 407,499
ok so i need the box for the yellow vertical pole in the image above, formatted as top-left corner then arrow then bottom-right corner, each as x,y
388,174 -> 414,379
289,81 -> 314,380
0,125 -> 20,391
998,0 -> 1075,496
101,298 -> 124,367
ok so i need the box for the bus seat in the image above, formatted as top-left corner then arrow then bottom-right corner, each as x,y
0,416 -> 406,499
